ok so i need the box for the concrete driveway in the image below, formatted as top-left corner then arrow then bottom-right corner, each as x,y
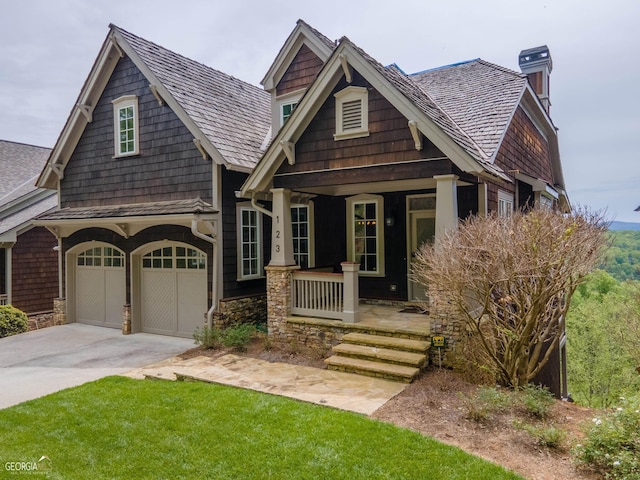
0,324 -> 194,409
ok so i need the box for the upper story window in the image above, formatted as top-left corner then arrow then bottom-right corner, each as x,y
280,101 -> 298,126
112,95 -> 139,157
236,204 -> 263,280
538,194 -> 553,210
346,194 -> 384,276
498,190 -> 514,218
334,86 -> 369,141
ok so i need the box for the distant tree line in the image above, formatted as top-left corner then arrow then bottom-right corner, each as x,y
599,231 -> 640,281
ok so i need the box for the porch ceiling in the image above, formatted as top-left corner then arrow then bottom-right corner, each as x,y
287,177 -> 472,197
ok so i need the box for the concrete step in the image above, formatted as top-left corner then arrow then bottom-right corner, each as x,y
341,332 -> 429,353
332,343 -> 427,368
325,356 -> 419,383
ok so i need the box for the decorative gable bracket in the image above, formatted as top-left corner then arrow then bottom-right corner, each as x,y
76,103 -> 94,122
149,84 -> 165,106
408,120 -> 423,151
50,163 -> 64,180
339,54 -> 353,83
193,138 -> 209,160
280,140 -> 295,165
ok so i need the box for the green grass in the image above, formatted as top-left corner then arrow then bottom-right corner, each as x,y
0,377 -> 523,479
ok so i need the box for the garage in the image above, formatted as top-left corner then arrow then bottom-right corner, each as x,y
140,243 -> 207,337
75,245 -> 125,329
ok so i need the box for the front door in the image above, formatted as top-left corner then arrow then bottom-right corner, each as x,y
409,211 -> 435,301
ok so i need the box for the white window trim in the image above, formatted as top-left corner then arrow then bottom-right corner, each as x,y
280,100 -> 298,127
346,194 -> 385,277
291,202 -> 315,269
334,86 -> 369,141
236,203 -> 264,280
274,88 -> 304,131
112,95 -> 140,157
498,190 -> 514,218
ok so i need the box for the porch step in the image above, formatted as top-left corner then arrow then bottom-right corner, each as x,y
331,343 -> 427,368
341,332 -> 429,353
326,331 -> 430,383
324,356 -> 419,383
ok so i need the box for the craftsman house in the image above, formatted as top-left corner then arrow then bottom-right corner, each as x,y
36,25 -> 271,337
240,21 -> 569,395
0,140 -> 58,321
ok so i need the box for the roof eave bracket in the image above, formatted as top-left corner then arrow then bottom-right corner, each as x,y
339,54 -> 353,83
408,120 -> 423,150
149,84 -> 165,106
280,140 -> 295,165
76,103 -> 94,122
193,138 -> 209,160
50,163 -> 64,180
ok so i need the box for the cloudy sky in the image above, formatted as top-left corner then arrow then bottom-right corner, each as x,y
1,0 -> 638,221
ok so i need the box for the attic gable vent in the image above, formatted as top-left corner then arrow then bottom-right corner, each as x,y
334,86 -> 369,140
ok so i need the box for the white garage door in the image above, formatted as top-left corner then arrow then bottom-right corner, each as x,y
76,246 -> 125,329
141,244 -> 207,337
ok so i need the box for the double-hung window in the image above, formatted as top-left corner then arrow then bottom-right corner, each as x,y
237,204 -> 262,279
112,95 -> 139,157
280,101 -> 298,126
347,195 -> 384,276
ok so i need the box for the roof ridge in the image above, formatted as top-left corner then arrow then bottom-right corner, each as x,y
410,58 -> 480,76
476,58 -> 525,78
110,24 -> 264,93
295,19 -> 336,50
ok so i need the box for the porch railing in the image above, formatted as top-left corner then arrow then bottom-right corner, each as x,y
291,262 -> 360,323
0,294 -> 7,306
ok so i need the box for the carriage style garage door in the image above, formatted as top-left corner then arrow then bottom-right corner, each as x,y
141,244 -> 207,337
76,246 -> 125,329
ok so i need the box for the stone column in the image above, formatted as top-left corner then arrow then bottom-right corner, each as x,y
340,262 -> 360,323
122,304 -> 132,334
53,298 -> 67,325
269,188 -> 295,266
434,174 -> 459,242
265,265 -> 299,340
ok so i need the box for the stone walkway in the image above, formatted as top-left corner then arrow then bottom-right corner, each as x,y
124,354 -> 408,415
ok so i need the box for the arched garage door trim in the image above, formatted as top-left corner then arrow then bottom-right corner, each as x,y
66,242 -> 126,328
131,241 -> 207,338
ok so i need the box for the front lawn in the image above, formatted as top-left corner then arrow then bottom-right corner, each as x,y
0,377 -> 522,479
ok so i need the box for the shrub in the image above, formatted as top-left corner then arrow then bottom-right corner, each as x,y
193,324 -> 255,352
0,305 -> 28,338
193,326 -> 223,349
515,421 -> 566,449
220,324 -> 255,352
458,386 -> 512,423
574,395 -> 640,479
519,384 -> 555,419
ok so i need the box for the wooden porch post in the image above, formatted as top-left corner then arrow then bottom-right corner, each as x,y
269,188 -> 295,266
434,174 -> 459,242
341,261 -> 360,323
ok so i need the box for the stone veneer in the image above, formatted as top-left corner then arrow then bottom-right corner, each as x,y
26,311 -> 55,331
428,287 -> 464,370
265,265 -> 299,341
122,304 -> 132,334
212,294 -> 267,329
53,298 -> 67,326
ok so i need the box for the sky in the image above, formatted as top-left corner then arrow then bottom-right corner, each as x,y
1,0 -> 638,222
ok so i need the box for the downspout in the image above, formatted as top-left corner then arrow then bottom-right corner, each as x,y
55,238 -> 63,298
191,219 -> 217,328
251,193 -> 273,218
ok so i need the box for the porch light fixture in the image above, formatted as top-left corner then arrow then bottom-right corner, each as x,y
385,215 -> 394,227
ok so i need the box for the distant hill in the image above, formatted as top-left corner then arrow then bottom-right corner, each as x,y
609,221 -> 640,231
600,230 -> 640,281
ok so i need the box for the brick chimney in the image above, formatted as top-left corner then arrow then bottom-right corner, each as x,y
519,45 -> 552,113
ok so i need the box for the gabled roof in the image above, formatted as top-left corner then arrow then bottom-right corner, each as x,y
0,140 -> 56,241
242,37 -> 515,196
261,19 -> 335,91
411,59 -> 527,161
38,25 -> 270,189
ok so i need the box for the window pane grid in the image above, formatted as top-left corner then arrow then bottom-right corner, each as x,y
240,209 -> 259,276
118,105 -> 135,154
77,246 -> 123,268
353,201 -> 378,272
292,206 -> 310,269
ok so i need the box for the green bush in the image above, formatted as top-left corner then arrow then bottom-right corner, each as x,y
221,324 -> 255,351
458,386 -> 512,422
574,395 -> 640,479
0,305 -> 28,338
519,384 -> 555,419
193,324 -> 255,352
514,421 -> 566,449
193,326 -> 223,349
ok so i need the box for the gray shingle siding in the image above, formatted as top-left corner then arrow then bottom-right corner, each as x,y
61,56 -> 213,208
